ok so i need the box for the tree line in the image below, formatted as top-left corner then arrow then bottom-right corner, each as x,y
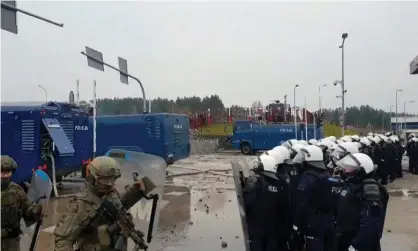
78,95 -> 413,129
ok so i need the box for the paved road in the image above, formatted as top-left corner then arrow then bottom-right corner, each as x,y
26,153 -> 418,251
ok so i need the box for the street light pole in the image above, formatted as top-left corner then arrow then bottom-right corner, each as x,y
284,94 -> 288,123
38,85 -> 47,102
294,84 -> 299,139
404,101 -> 415,130
339,33 -> 348,136
395,89 -> 402,133
389,105 -> 394,131
319,84 -> 327,112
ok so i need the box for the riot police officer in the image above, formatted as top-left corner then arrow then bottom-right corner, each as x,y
244,154 -> 292,251
335,153 -> 389,251
391,135 -> 404,178
407,136 -> 418,174
1,155 -> 43,251
380,136 -> 397,184
327,142 -> 359,172
292,145 -> 331,251
285,144 -> 305,212
358,137 -> 372,157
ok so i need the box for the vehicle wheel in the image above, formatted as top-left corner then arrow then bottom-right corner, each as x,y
240,143 -> 252,155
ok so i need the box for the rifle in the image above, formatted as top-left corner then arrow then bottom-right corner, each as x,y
97,198 -> 148,251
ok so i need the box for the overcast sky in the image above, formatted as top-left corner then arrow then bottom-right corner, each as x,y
1,1 -> 418,112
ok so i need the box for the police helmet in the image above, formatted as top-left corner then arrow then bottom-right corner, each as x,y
308,139 -> 318,145
261,148 -> 290,164
340,136 -> 353,142
292,145 -> 326,169
409,137 -> 418,143
328,136 -> 337,141
256,154 -> 278,173
408,133 -> 416,139
331,142 -> 359,160
298,140 -> 309,146
282,139 -> 299,149
385,132 -> 392,137
390,135 -> 398,143
367,132 -> 374,137
351,135 -> 360,142
378,134 -> 388,141
359,137 -> 371,147
371,136 -> 381,144
336,153 -> 374,177
289,143 -> 305,158
87,156 -> 121,180
1,155 -> 17,172
384,136 -> 393,144
272,146 -> 291,160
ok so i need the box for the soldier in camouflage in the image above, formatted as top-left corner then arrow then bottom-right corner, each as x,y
1,155 -> 43,251
53,156 -> 146,251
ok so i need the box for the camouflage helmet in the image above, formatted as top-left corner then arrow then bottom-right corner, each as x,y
1,155 -> 17,171
87,156 -> 121,179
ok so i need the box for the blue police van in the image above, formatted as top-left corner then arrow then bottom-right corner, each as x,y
230,120 -> 323,155
92,113 -> 190,165
1,102 -> 91,185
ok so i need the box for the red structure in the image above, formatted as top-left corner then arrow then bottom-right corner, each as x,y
189,109 -> 208,130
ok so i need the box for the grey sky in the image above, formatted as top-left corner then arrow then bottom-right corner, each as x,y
1,1 -> 418,113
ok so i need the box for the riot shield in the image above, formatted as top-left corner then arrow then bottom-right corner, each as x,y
231,156 -> 257,251
106,149 -> 167,250
21,169 -> 53,251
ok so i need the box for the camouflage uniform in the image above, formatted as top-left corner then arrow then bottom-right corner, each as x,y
53,156 -> 144,251
1,156 -> 42,251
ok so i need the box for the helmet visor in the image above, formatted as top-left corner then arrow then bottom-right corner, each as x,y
335,153 -> 361,177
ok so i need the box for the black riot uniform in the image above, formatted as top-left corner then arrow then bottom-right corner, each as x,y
376,141 -> 391,185
244,168 -> 292,251
394,140 -> 405,178
407,139 -> 418,174
359,144 -> 373,158
335,154 -> 389,251
292,147 -> 331,251
385,140 -> 397,183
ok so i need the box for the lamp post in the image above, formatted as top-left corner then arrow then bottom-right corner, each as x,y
284,94 -> 288,123
404,101 -> 415,130
319,84 -> 327,112
389,104 -> 394,131
338,33 -> 348,136
395,89 -> 402,133
38,85 -> 47,102
294,84 -> 299,139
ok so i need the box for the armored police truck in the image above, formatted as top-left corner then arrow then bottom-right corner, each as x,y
92,113 -> 190,166
1,102 -> 91,186
230,120 -> 323,155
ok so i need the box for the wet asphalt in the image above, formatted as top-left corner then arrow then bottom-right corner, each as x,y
23,153 -> 418,251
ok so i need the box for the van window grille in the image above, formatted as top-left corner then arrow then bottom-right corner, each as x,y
59,119 -> 74,146
21,120 -> 35,152
173,132 -> 182,147
155,120 -> 161,139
